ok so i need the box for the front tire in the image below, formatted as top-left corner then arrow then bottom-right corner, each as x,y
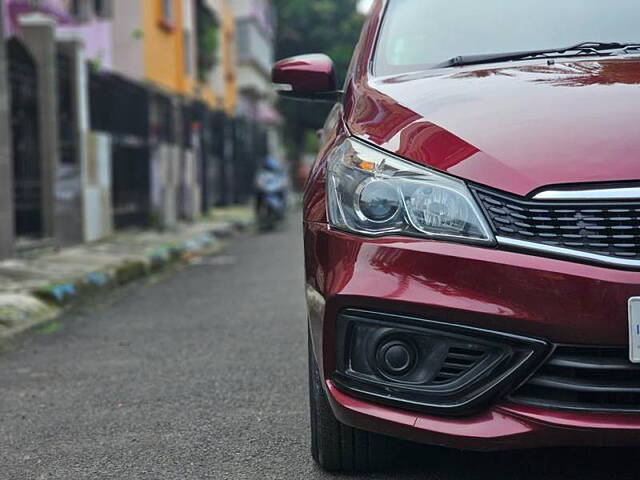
308,336 -> 397,473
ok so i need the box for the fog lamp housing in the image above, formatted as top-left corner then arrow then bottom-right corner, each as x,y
333,310 -> 550,416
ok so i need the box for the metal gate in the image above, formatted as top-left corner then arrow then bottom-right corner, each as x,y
111,141 -> 151,229
57,51 -> 77,165
187,102 -> 221,212
210,111 -> 225,207
8,38 -> 42,237
199,106 -> 220,211
220,117 -> 235,206
151,92 -> 174,144
89,71 -> 151,229
233,118 -> 260,204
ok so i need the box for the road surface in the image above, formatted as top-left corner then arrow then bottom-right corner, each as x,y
0,217 -> 635,479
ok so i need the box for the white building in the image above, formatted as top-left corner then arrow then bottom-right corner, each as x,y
231,0 -> 283,159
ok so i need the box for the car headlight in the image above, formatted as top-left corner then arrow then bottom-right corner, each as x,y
327,138 -> 495,244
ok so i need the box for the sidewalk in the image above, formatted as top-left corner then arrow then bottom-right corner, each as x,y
0,206 -> 255,342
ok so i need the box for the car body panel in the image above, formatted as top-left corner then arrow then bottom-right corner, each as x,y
345,58 -> 640,197
305,223 -> 640,372
305,223 -> 640,448
328,381 -> 640,451
339,1 -> 640,198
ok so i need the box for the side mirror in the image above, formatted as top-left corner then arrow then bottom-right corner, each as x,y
272,54 -> 342,102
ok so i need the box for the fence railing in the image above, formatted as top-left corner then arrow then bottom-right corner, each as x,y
4,36 -> 269,245
87,67 -> 266,229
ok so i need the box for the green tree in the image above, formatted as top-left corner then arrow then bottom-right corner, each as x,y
197,0 -> 219,83
273,0 -> 364,170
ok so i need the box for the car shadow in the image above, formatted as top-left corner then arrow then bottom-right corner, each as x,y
313,444 -> 637,479
389,444 -> 636,479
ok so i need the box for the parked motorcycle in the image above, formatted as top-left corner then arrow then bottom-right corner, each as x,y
255,157 -> 289,231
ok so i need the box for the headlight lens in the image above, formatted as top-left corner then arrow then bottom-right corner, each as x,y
327,138 -> 494,243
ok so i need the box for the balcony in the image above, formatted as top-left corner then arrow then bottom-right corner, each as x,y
236,18 -> 273,79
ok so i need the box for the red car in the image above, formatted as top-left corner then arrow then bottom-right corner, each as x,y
273,0 -> 640,473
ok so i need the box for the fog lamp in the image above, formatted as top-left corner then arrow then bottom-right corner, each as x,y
377,339 -> 417,376
334,309 -> 550,416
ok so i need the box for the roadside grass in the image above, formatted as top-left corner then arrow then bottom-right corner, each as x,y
35,320 -> 64,335
208,204 -> 255,223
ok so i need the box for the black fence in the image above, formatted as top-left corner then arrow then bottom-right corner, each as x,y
88,68 -> 269,227
89,70 -> 151,229
219,115 -> 235,207
57,50 -> 77,166
233,118 -> 267,205
186,102 -> 218,211
89,70 -> 149,138
150,92 -> 175,144
111,141 -> 151,229
210,111 -> 227,207
8,38 -> 42,237
181,102 -> 268,210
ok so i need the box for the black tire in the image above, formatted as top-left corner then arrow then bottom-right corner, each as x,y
308,335 -> 397,473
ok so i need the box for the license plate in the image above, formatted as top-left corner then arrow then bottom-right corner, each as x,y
629,298 -> 640,363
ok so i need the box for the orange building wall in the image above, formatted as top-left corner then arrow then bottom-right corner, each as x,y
140,0 -> 236,112
142,0 -> 193,95
221,0 -> 237,115
195,0 -> 238,112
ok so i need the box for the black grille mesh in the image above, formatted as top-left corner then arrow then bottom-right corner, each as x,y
473,186 -> 640,260
432,346 -> 489,384
510,346 -> 640,413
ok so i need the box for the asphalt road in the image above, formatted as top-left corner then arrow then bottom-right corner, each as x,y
0,216 -> 637,479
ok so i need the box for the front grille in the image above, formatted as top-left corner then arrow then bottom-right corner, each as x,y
510,346 -> 640,413
472,186 -> 640,261
432,346 -> 490,384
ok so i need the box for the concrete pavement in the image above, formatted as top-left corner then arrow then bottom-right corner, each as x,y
0,207 -> 254,344
0,216 -> 637,479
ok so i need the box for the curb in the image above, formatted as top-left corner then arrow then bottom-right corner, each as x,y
0,294 -> 61,341
0,221 -> 248,343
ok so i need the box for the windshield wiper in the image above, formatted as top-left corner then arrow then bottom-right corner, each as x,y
435,41 -> 640,68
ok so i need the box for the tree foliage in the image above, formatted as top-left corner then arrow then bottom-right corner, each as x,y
197,0 -> 220,83
273,0 -> 365,160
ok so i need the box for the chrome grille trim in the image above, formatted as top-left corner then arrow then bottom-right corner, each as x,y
497,236 -> 640,268
534,187 -> 640,201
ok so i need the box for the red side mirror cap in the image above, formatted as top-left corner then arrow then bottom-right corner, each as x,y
272,54 -> 341,102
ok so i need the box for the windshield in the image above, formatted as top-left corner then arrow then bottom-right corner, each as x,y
375,0 -> 640,75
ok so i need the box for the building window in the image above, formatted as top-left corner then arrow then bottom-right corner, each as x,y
196,1 -> 219,82
69,0 -> 91,22
161,0 -> 174,23
184,31 -> 193,74
94,0 -> 112,18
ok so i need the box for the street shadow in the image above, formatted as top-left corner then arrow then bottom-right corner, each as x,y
312,444 -> 637,479
390,444 -> 636,479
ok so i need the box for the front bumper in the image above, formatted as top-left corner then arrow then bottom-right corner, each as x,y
304,222 -> 640,449
328,382 -> 640,451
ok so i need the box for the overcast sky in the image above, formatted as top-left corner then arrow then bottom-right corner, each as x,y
358,0 -> 374,13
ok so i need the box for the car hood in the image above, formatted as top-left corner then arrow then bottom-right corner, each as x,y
346,58 -> 640,196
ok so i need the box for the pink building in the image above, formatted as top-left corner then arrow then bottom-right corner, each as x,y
3,0 -> 113,68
